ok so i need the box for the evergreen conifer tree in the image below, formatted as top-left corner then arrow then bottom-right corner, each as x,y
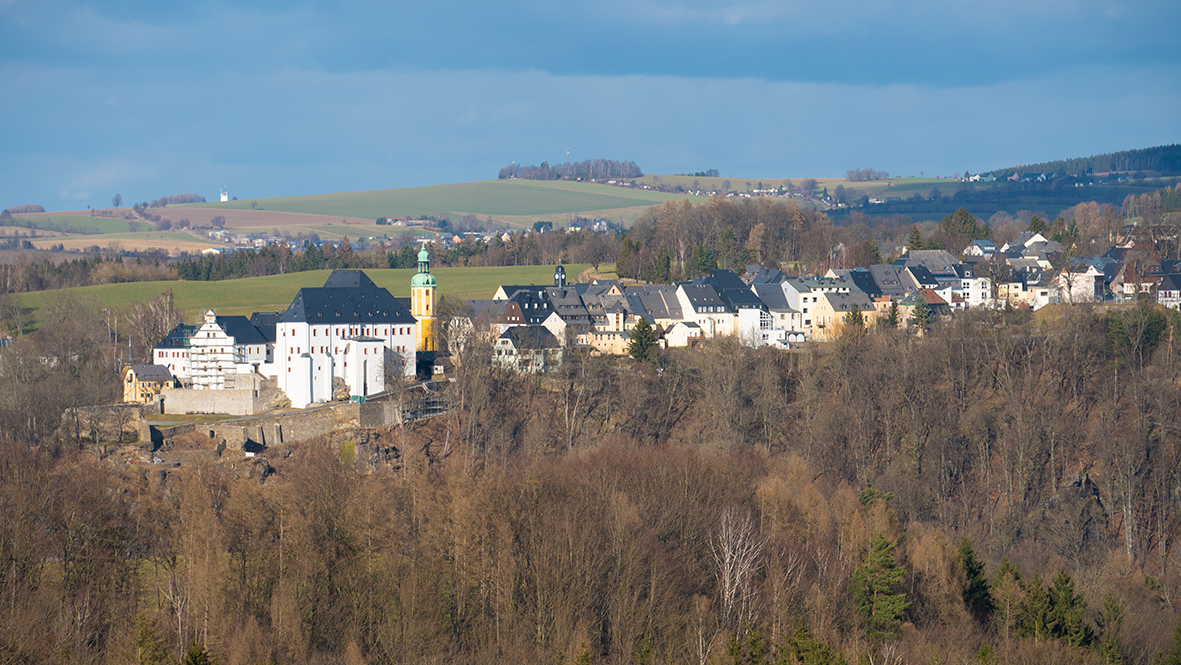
1047,568 -> 1093,647
844,305 -> 864,333
1019,573 -> 1051,642
957,538 -> 994,625
627,317 -> 657,362
1098,593 -> 1125,664
910,294 -> 932,331
851,532 -> 909,641
906,225 -> 924,251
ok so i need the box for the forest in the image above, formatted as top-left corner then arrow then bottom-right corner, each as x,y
990,145 -> 1181,180
4,290 -> 1181,664
496,159 -> 644,181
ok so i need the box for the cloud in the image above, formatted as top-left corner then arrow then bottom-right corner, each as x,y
2,60 -> 1177,210
57,158 -> 159,201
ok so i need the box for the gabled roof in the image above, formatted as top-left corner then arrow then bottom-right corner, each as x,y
901,265 -> 940,290
157,323 -> 199,349
624,285 -> 683,320
847,269 -> 881,296
499,325 -> 560,350
678,283 -> 728,312
752,284 -> 795,311
868,265 -> 908,295
693,270 -> 767,310
822,291 -> 873,312
468,300 -> 525,327
125,364 -> 174,381
323,269 -> 378,289
1159,273 -> 1181,292
895,249 -> 959,272
250,312 -> 282,343
279,270 -> 416,325
749,268 -> 787,285
217,316 -> 268,345
508,289 -> 553,324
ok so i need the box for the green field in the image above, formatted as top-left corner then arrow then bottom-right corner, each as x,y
7,214 -> 135,235
13,264 -> 592,330
184,179 -> 706,219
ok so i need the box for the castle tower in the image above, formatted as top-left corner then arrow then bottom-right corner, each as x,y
411,245 -> 437,352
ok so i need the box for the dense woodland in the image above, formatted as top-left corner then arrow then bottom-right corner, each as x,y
497,159 -> 644,181
991,145 -> 1181,179
6,291 -> 1181,663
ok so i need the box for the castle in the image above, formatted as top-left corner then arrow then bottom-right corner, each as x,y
152,255 -> 439,410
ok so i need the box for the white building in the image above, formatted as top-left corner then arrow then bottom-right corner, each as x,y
272,270 -> 418,408
154,312 -> 270,384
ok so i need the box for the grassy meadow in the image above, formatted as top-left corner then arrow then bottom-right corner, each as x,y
189,179 -> 704,221
13,264 -> 592,329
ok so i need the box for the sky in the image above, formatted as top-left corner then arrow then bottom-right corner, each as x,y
2,0 -> 1179,211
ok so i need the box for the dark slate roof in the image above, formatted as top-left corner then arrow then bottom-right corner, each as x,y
905,265 -> 940,288
848,269 -> 881,296
157,323 -> 198,349
249,312 -> 281,343
752,284 -> 793,311
127,364 -> 174,381
749,268 -> 787,285
499,325 -> 560,350
323,269 -> 378,289
508,289 -> 553,324
823,292 -> 874,312
868,265 -> 907,295
279,270 -> 416,324
217,316 -> 268,345
545,286 -> 592,322
678,284 -> 728,312
1160,273 -> 1181,292
694,270 -> 766,310
624,285 -> 683,319
498,284 -> 548,300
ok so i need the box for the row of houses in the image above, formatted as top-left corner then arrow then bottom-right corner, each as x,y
459,256 -> 1001,371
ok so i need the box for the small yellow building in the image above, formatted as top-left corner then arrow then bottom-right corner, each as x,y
122,364 -> 176,404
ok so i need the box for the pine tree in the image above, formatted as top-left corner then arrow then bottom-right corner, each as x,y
179,641 -> 219,665
627,317 -> 657,362
1161,612 -> 1181,665
843,305 -> 864,333
906,225 -> 924,251
910,294 -> 932,331
1047,568 -> 1093,647
1019,573 -> 1051,643
882,299 -> 900,329
1098,593 -> 1125,664
957,538 -> 993,625
851,532 -> 909,641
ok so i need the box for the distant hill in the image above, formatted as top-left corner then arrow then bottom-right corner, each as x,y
184,179 -> 705,228
991,144 -> 1181,178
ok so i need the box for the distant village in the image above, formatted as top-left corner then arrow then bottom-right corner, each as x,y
121,221 -> 1181,420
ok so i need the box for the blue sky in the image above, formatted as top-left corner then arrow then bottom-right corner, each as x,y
2,0 -> 1179,211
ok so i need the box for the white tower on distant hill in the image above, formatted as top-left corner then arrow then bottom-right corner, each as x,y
220,187 -> 228,203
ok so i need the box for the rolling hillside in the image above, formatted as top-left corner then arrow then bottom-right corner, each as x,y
182,179 -> 706,224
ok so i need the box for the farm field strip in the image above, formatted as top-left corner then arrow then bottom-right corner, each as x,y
13,264 -> 591,329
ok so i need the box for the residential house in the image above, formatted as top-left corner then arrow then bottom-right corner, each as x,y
494,326 -> 563,373
122,364 -> 176,403
811,291 -> 876,340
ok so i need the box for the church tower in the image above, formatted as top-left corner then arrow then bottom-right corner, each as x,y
411,244 -> 437,352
